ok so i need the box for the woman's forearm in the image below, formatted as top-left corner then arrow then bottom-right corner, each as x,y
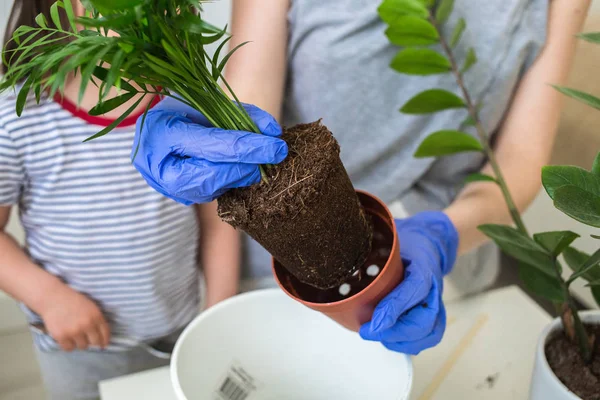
196,202 -> 241,308
445,0 -> 591,255
225,0 -> 290,120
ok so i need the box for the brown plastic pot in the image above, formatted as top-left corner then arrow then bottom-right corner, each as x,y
272,190 -> 404,332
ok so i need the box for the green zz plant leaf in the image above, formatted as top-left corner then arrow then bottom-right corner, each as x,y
563,246 -> 600,307
542,155 -> 600,228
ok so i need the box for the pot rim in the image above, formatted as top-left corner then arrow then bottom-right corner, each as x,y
272,189 -> 399,309
535,310 -> 600,397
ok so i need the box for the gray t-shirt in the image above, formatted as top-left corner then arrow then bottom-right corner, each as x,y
241,0 -> 548,294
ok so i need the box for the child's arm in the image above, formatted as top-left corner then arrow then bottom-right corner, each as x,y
0,206 -> 110,351
196,202 -> 241,308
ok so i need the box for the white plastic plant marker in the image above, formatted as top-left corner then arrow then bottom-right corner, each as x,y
171,289 -> 413,400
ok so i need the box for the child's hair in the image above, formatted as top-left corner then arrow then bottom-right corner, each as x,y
2,0 -> 72,74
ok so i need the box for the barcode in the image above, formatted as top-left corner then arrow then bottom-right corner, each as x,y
219,376 -> 249,400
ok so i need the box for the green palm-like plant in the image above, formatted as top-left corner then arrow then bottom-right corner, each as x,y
381,0 -> 600,362
0,0 -> 262,169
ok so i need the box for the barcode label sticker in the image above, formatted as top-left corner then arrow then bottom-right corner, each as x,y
214,361 -> 259,400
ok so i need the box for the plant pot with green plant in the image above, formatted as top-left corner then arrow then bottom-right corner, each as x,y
379,0 -> 600,398
0,0 -> 404,331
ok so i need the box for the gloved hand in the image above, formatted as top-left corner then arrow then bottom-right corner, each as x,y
360,211 -> 458,355
132,96 -> 288,205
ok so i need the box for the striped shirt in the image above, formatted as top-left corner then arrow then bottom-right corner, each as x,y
0,92 -> 200,351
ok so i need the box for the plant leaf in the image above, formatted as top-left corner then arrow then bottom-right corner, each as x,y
118,42 -> 135,54
533,231 -> 580,257
78,45 -> 112,105
553,185 -> 600,228
88,92 -> 137,116
542,165 -> 600,199
216,41 -> 250,81
60,0 -> 78,32
568,248 -> 600,284
378,0 -> 430,24
211,36 -> 233,79
16,74 -> 35,116
592,152 -> 600,176
11,25 -> 35,46
131,95 -> 155,162
385,16 -> 439,46
102,49 -> 126,98
34,83 -> 42,104
479,224 -> 555,276
76,13 -> 137,29
88,0 -> 144,11
578,32 -> 600,44
435,0 -> 454,24
401,89 -> 465,114
564,247 -> 600,306
92,66 -> 136,94
552,85 -> 600,111
391,48 -> 451,75
415,130 -> 483,157
450,18 -> 466,47
35,13 -> 48,29
593,287 -> 600,308
519,263 -> 566,303
50,2 -> 62,29
592,234 -> 600,240
462,48 -> 477,73
563,247 -> 600,280
465,173 -> 496,184
458,102 -> 482,130
83,96 -> 144,142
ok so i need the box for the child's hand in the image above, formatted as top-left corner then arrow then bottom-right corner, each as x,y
39,284 -> 111,352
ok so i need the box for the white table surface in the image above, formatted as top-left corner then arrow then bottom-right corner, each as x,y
99,285 -> 552,400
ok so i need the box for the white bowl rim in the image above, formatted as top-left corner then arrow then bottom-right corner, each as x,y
170,288 -> 413,400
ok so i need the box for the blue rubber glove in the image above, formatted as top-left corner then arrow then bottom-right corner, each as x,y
132,96 -> 288,205
360,211 -> 458,355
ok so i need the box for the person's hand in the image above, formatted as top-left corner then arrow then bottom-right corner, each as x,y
39,283 -> 111,352
360,211 -> 458,355
132,96 -> 288,205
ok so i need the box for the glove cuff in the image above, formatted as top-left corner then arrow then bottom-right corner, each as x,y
394,211 -> 459,276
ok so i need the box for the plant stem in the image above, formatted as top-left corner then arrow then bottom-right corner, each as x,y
554,260 -> 593,362
431,15 -> 529,236
432,13 -> 593,361
570,300 -> 593,363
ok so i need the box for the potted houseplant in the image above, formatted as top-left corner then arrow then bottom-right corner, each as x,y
379,0 -> 600,398
0,0 -> 404,331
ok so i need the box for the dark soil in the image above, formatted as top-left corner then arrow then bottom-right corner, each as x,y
275,210 -> 392,303
218,121 -> 372,289
546,324 -> 600,400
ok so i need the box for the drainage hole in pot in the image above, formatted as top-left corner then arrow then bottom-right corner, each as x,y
339,283 -> 351,296
366,264 -> 380,277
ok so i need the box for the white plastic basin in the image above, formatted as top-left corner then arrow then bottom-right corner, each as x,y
171,288 -> 413,400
